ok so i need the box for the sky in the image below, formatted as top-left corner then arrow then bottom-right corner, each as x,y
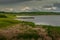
0,0 -> 60,12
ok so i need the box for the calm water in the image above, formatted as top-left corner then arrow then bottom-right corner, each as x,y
16,15 -> 60,26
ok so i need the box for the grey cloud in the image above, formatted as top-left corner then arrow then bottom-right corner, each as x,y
53,3 -> 60,8
42,5 -> 53,8
0,0 -> 42,4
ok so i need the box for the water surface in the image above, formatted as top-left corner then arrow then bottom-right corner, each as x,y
16,15 -> 60,26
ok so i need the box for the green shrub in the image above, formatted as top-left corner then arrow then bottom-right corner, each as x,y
20,21 -> 35,27
0,15 -> 7,18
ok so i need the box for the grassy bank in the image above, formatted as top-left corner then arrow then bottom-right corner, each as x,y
0,14 -> 60,40
0,14 -> 35,28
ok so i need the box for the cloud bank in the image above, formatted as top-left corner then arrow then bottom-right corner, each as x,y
0,0 -> 42,4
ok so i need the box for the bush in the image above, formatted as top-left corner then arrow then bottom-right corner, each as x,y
0,15 -> 7,18
20,21 -> 35,27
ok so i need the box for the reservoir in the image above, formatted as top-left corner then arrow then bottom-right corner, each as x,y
16,15 -> 60,26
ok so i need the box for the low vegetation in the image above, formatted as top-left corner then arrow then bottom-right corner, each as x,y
0,12 -> 60,16
0,14 -> 60,40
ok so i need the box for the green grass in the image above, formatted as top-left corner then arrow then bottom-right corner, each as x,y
0,14 -> 16,19
19,21 -> 35,27
41,25 -> 60,40
42,25 -> 60,34
0,14 -> 19,28
0,19 -> 20,28
0,19 -> 35,29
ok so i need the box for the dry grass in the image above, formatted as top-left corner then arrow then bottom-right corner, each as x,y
0,24 -> 53,40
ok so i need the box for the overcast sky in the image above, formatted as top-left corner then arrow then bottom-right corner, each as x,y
0,0 -> 60,12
